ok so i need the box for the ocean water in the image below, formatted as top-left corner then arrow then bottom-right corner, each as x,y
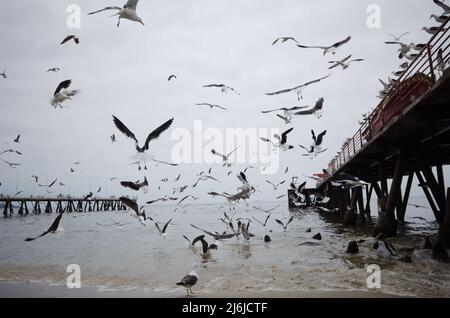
0,197 -> 449,297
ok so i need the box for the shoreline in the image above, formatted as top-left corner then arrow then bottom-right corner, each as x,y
0,281 -> 406,298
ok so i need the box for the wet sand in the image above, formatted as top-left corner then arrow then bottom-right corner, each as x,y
0,282 -> 401,298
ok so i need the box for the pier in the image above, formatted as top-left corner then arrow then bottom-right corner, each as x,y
1,197 -> 129,218
290,20 -> 450,245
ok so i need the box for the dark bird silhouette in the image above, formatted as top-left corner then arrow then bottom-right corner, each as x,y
25,212 -> 64,242
60,35 -> 80,45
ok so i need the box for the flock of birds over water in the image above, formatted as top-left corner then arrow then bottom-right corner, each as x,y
1,0 -> 450,296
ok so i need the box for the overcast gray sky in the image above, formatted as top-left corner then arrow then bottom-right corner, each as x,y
0,0 -> 447,203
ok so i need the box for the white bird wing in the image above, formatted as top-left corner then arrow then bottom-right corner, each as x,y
226,145 -> 240,158
87,6 -> 122,15
124,0 -> 139,11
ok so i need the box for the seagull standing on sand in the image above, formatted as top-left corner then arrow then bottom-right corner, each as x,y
112,115 -> 174,170
176,263 -> 198,296
88,0 -> 144,27
50,80 -> 80,108
296,36 -> 351,55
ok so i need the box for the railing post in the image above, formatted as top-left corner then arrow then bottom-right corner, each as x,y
427,44 -> 436,84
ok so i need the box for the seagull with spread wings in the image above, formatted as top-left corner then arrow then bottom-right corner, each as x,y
168,74 -> 177,81
433,0 -> 450,14
112,115 -> 174,170
294,97 -> 324,119
196,103 -> 227,111
211,145 -> 240,167
272,37 -> 299,46
88,0 -> 144,27
260,128 -> 294,151
25,212 -> 64,242
202,83 -> 240,95
119,197 -> 148,225
261,105 -> 308,117
50,80 -> 80,109
296,36 -> 351,55
0,69 -> 6,79
310,130 -> 327,153
192,175 -> 220,188
266,74 -> 331,100
275,216 -> 294,231
328,55 -> 364,70
155,218 -> 173,238
265,180 -> 286,191
385,31 -> 410,41
60,35 -> 79,45
120,177 -> 148,192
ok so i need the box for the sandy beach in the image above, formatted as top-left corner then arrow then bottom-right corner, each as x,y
0,281 -> 400,298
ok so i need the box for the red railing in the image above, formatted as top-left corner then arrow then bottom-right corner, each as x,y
327,19 -> 450,177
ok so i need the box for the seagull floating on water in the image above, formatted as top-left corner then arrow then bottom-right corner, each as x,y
88,0 -> 144,27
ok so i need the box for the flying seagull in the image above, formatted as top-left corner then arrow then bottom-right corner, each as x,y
433,0 -> 450,14
155,218 -> 172,238
14,135 -> 20,143
120,177 -> 148,191
211,145 -> 240,166
0,69 -> 6,79
111,134 -> 117,143
328,55 -> 364,70
275,216 -> 294,231
38,179 -> 57,189
266,74 -> 331,100
146,197 -> 178,205
1,158 -> 21,168
47,68 -> 61,72
261,105 -> 308,117
25,212 -> 64,242
119,197 -> 147,224
294,97 -> 324,119
168,75 -> 177,81
385,32 -> 410,41
176,263 -> 198,296
272,37 -> 299,46
260,128 -> 294,151
112,115 -> 174,170
196,103 -> 227,111
202,84 -> 240,95
430,14 -> 450,24
0,149 -> 22,155
51,80 -> 80,108
60,35 -> 79,45
88,0 -> 144,27
253,214 -> 271,227
252,205 -> 280,214
422,26 -> 447,35
265,180 -> 286,191
311,129 -> 327,153
192,175 -> 220,188
296,36 -> 351,55
191,224 -> 239,240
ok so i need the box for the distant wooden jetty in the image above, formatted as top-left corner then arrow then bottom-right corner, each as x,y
290,20 -> 450,246
0,197 -> 130,217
